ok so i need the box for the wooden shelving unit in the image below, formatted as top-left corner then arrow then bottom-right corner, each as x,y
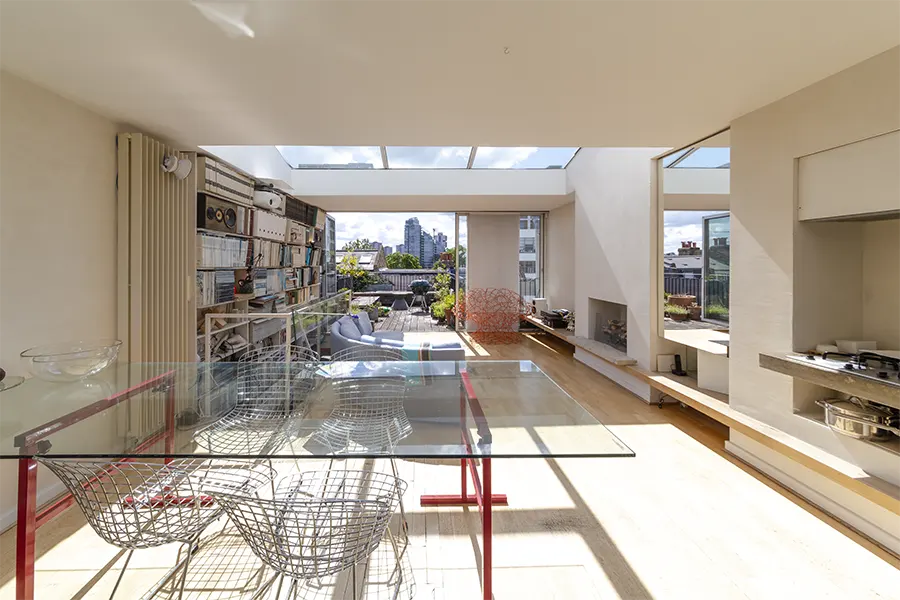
195,153 -> 328,362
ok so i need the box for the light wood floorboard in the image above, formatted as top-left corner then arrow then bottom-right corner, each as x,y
1,334 -> 897,599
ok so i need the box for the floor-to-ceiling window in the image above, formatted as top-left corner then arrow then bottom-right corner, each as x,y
702,213 -> 730,322
519,214 -> 542,302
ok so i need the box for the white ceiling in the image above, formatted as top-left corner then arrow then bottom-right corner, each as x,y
1,1 -> 898,148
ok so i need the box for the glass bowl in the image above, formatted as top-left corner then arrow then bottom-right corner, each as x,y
20,340 -> 122,382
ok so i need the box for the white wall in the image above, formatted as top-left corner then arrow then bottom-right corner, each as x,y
199,145 -> 293,185
290,168 -> 569,212
466,213 -> 520,331
0,71 -> 118,374
862,219 -> 900,349
545,202 -> 575,310
567,148 -> 665,370
0,71 -> 120,529
729,47 -> 900,484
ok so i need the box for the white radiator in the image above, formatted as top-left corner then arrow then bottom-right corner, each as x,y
117,133 -> 196,363
117,134 -> 197,443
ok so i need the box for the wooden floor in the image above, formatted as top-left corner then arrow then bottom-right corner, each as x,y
375,308 -> 448,333
1,334 -> 898,599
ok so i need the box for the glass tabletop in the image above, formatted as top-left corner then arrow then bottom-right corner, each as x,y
0,361 -> 634,460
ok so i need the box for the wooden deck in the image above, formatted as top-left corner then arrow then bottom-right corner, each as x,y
375,307 -> 449,333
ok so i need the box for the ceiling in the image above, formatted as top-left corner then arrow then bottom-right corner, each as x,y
1,1 -> 897,148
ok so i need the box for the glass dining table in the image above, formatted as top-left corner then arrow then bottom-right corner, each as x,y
1,360 -> 634,600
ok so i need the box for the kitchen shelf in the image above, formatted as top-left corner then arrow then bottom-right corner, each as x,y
759,352 -> 900,410
797,411 -> 900,457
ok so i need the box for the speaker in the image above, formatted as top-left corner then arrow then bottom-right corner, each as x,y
197,194 -> 249,235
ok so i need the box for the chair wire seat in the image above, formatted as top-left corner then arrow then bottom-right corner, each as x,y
331,346 -> 403,363
209,469 -> 407,593
36,457 -> 273,599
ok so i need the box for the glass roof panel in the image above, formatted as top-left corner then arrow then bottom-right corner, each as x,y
661,147 -> 690,167
472,147 -> 578,169
276,146 -> 383,169
385,147 -> 471,169
670,147 -> 730,169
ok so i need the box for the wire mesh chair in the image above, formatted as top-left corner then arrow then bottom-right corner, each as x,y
36,458 -> 273,599
195,345 -> 321,457
314,374 -> 412,557
331,345 -> 403,363
237,345 -> 321,420
209,469 -> 407,600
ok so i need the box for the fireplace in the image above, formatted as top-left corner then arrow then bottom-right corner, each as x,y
588,298 -> 628,353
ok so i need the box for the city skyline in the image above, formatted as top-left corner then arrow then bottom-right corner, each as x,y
335,212 -> 460,255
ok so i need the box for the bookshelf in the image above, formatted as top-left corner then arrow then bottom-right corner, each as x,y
195,153 -> 327,362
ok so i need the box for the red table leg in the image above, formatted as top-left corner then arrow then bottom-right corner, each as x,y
420,369 -> 506,599
16,457 -> 37,600
165,377 -> 175,464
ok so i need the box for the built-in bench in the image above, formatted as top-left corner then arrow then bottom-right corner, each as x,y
569,334 -> 900,519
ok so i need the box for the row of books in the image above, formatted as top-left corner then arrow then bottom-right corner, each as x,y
196,270 -> 234,307
248,268 -> 319,297
197,234 -> 250,268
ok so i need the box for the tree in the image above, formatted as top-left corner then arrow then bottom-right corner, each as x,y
337,254 -> 380,292
385,253 -> 422,269
342,238 -> 375,251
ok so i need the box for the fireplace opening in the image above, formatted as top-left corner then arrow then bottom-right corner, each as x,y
589,298 -> 628,353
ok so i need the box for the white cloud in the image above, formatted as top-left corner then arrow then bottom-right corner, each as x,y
663,211 -> 721,253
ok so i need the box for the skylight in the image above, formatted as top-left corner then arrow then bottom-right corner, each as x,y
385,147 -> 471,169
665,147 -> 730,169
276,146 -> 383,169
274,146 -> 584,170
472,147 -> 578,169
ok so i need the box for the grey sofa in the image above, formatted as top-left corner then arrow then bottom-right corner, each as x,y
329,313 -> 465,360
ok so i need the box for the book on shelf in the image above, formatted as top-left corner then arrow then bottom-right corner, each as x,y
197,233 -> 249,268
196,270 -> 235,306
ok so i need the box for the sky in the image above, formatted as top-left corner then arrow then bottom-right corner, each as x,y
335,212 -> 460,251
275,146 -> 579,169
663,210 -> 722,254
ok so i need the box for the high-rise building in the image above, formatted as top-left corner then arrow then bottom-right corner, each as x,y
435,232 -> 448,256
404,218 -> 422,263
396,244 -> 405,255
384,245 -> 393,256
371,241 -> 383,251
422,231 -> 435,267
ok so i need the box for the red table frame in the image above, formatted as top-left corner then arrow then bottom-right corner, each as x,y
420,369 -> 507,600
13,371 -> 177,600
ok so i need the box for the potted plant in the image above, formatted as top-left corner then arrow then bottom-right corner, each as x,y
668,294 -> 695,307
705,304 -> 729,321
665,303 -> 689,321
368,301 -> 381,323
689,305 -> 702,320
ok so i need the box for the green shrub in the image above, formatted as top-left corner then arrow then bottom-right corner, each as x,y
705,304 -> 729,320
665,303 -> 688,315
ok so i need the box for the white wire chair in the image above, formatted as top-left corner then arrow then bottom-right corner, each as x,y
208,469 -> 407,600
193,344 -> 321,456
314,374 -> 412,558
36,458 -> 273,599
237,345 -> 320,420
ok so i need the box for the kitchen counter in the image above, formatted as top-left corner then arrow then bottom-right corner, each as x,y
759,352 -> 900,410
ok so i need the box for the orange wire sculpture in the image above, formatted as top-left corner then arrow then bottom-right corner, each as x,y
458,288 -> 526,344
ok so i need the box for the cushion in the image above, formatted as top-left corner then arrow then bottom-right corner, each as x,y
373,331 -> 404,342
338,317 -> 362,341
431,341 -> 463,349
374,338 -> 406,349
353,311 -> 374,336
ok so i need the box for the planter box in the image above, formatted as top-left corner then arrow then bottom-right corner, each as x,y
668,294 -> 696,307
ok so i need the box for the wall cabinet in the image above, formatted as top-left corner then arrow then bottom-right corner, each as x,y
797,130 -> 899,221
